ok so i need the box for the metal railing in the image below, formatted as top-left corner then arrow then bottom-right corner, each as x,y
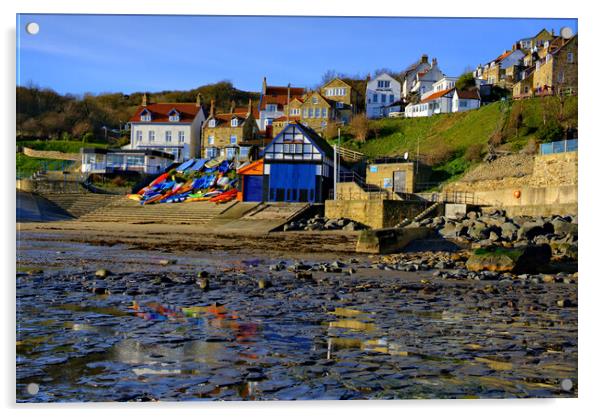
540,139 -> 578,155
334,145 -> 366,162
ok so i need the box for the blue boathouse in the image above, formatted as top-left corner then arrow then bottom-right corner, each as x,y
262,122 -> 334,203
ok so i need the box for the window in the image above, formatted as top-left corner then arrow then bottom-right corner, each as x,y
321,108 -> 327,118
303,109 -> 308,118
373,94 -> 378,103
336,102 -> 344,109
558,71 -> 564,83
226,148 -> 237,160
312,97 -> 318,104
308,108 -> 313,118
381,94 -> 386,103
208,135 -> 215,145
377,80 -> 391,88
148,131 -> 155,142
290,108 -> 300,116
230,135 -> 237,144
168,112 -> 179,122
208,119 -> 216,128
140,110 -> 151,122
165,131 -> 172,142
266,104 -> 277,112
178,131 -> 185,143
135,131 -> 142,142
231,118 -> 238,127
459,100 -> 467,108
567,52 -> 574,63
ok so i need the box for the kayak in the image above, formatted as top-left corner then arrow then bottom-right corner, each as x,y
176,158 -> 196,172
127,194 -> 142,201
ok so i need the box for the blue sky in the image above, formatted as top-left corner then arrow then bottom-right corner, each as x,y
16,14 -> 577,95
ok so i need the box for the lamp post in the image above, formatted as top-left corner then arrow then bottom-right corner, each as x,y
334,127 -> 341,200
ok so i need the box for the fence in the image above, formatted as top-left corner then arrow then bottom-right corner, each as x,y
540,139 -> 578,155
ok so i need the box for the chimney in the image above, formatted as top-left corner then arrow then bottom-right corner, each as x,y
262,77 -> 267,95
142,93 -> 148,107
209,99 -> 215,118
230,100 -> 236,114
421,54 -> 429,64
246,98 -> 252,117
366,74 -> 371,82
431,57 -> 438,67
551,28 -> 555,36
195,93 -> 201,107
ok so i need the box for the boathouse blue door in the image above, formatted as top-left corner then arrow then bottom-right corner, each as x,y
269,163 -> 316,203
243,175 -> 263,202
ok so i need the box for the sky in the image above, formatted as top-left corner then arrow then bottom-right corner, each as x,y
16,14 -> 578,95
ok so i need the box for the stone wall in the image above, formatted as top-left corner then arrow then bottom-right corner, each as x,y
325,199 -> 426,229
22,147 -> 80,161
445,151 -> 578,215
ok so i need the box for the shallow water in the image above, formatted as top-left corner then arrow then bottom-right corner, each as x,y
16,232 -> 578,401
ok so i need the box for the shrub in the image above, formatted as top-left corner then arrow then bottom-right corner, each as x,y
456,72 -> 476,91
464,143 -> 483,162
111,176 -> 126,187
537,119 -> 564,143
323,123 -> 339,141
488,130 -> 504,147
349,113 -> 370,143
522,138 -> 539,155
425,144 -> 454,166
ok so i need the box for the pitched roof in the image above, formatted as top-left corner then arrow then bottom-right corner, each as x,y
267,122 -> 334,159
455,89 -> 480,100
261,85 -> 305,111
420,88 -> 455,103
129,103 -> 202,123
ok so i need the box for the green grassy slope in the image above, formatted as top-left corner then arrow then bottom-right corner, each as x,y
17,140 -> 108,153
336,96 -> 577,184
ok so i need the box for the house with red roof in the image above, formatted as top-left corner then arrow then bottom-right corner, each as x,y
409,58 -> 445,99
404,86 -> 480,118
127,93 -> 207,162
257,77 -> 305,133
474,49 -> 525,88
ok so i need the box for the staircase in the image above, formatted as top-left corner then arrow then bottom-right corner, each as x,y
38,192 -> 121,218
78,197 -> 237,224
398,201 -> 443,228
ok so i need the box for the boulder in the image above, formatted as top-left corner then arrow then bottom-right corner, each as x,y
465,244 -> 552,273
551,218 -> 578,237
468,221 -> 489,240
517,221 -> 554,241
438,222 -> 458,238
500,222 -> 518,240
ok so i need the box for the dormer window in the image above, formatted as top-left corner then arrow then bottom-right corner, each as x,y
140,109 -> 151,122
231,118 -> 239,127
168,109 -> 180,122
208,119 -> 216,128
312,97 -> 318,104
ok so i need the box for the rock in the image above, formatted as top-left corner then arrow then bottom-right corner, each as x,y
542,274 -> 556,283
159,259 -> 175,266
295,271 -> 313,280
500,222 -> 518,240
342,222 -> 357,231
197,270 -> 210,279
198,278 -> 209,291
489,231 -> 500,242
258,279 -> 271,290
468,221 -> 489,240
517,222 -> 554,241
95,269 -> 110,278
465,244 -> 552,273
551,218 -> 578,237
467,211 -> 479,220
439,222 -> 458,238
347,268 -> 356,275
557,299 -> 576,308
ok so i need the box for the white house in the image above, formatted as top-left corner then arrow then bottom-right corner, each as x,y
365,73 -> 401,119
410,58 -> 445,99
127,93 -> 206,162
81,148 -> 175,175
404,87 -> 480,118
401,54 -> 432,98
423,76 -> 458,99
452,89 -> 481,113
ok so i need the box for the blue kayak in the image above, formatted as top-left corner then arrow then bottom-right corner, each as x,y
176,159 -> 196,172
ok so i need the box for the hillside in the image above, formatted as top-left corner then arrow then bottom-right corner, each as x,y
338,96 -> 577,183
16,82 -> 260,143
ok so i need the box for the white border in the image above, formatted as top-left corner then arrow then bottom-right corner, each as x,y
3,1 -> 600,417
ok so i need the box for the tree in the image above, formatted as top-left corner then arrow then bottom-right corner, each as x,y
456,72 -> 476,91
321,70 -> 338,85
72,121 -> 93,139
349,113 -> 370,143
506,101 -> 524,139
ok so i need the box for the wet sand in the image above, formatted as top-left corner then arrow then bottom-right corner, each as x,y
16,222 -> 578,401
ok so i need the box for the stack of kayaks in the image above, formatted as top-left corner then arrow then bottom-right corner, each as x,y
127,157 -> 240,205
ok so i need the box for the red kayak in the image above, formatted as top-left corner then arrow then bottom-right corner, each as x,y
209,189 -> 238,203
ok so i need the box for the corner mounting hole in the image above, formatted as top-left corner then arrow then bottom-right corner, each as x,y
26,22 -> 40,35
